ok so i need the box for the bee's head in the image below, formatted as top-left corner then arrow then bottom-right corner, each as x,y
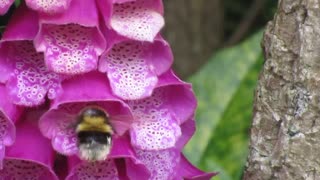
76,107 -> 113,134
80,107 -> 106,118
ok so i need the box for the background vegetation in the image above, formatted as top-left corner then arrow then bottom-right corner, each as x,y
184,33 -> 263,180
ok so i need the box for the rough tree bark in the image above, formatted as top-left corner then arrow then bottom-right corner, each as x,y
244,0 -> 320,179
163,0 -> 223,78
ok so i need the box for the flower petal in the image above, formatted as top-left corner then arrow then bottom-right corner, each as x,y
131,109 -> 181,150
99,33 -> 173,100
36,0 -> 100,26
135,148 -> 181,180
0,110 -> 58,180
128,88 -> 182,150
0,85 -> 19,145
175,118 -> 196,150
66,136 -> 149,179
157,70 -> 197,124
0,0 -> 13,15
0,85 -> 22,167
127,71 -> 197,150
0,5 -> 39,84
100,42 -> 155,100
110,0 -> 164,42
0,159 -> 58,179
110,136 -> 151,179
41,107 -> 81,156
1,41 -> 63,106
0,54 -> 12,83
1,4 -> 39,42
66,158 -> 119,180
147,36 -> 173,76
109,134 -> 135,158
39,72 -> 134,156
36,24 -> 101,74
34,0 -> 106,75
133,116 -> 215,179
114,0 -> 136,3
136,151 -> 217,180
123,158 -> 151,179
178,155 -> 218,180
26,0 -> 72,14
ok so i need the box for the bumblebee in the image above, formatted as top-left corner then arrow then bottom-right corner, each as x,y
76,107 -> 114,161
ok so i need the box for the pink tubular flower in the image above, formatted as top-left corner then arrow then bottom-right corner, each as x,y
39,72 -> 134,156
99,30 -> 173,100
0,0 -> 215,178
0,41 -> 63,106
0,85 -> 22,167
0,5 -> 63,106
66,136 -> 150,179
133,119 -> 216,180
0,0 -> 72,15
127,70 -> 196,150
125,72 -> 216,179
34,0 -> 106,75
98,0 -> 164,42
67,158 -> 120,179
26,0 -> 73,14
0,109 -> 58,179
38,70 -> 214,179
65,120 -> 213,179
0,0 -> 14,15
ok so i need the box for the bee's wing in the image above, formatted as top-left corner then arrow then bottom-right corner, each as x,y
51,112 -> 78,131
109,114 -> 134,135
39,111 -> 77,138
65,114 -> 80,130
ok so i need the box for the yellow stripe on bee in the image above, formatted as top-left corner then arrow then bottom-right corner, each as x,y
83,116 -> 106,124
76,116 -> 113,133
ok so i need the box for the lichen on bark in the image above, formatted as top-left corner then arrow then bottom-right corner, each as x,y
244,0 -> 320,179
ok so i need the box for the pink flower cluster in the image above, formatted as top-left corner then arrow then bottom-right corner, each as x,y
0,0 -> 216,179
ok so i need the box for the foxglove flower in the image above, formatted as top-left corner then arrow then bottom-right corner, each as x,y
134,118 -> 217,179
0,5 -> 63,106
0,109 -> 58,179
39,72 -> 134,156
0,85 -> 22,167
126,72 -> 216,179
98,0 -> 164,42
0,0 -> 14,15
34,0 -> 106,75
66,136 -> 150,179
127,70 -> 196,150
99,30 -> 173,100
39,70 -> 214,179
0,0 -> 72,15
0,0 -> 215,178
26,0 -> 72,14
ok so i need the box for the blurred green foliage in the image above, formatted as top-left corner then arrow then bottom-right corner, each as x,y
14,0 -> 21,6
184,31 -> 264,180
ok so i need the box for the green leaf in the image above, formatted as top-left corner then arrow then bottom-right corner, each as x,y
200,57 -> 263,180
184,31 -> 264,179
15,0 -> 21,7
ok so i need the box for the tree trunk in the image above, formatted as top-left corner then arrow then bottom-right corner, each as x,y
244,0 -> 320,179
163,0 -> 223,79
